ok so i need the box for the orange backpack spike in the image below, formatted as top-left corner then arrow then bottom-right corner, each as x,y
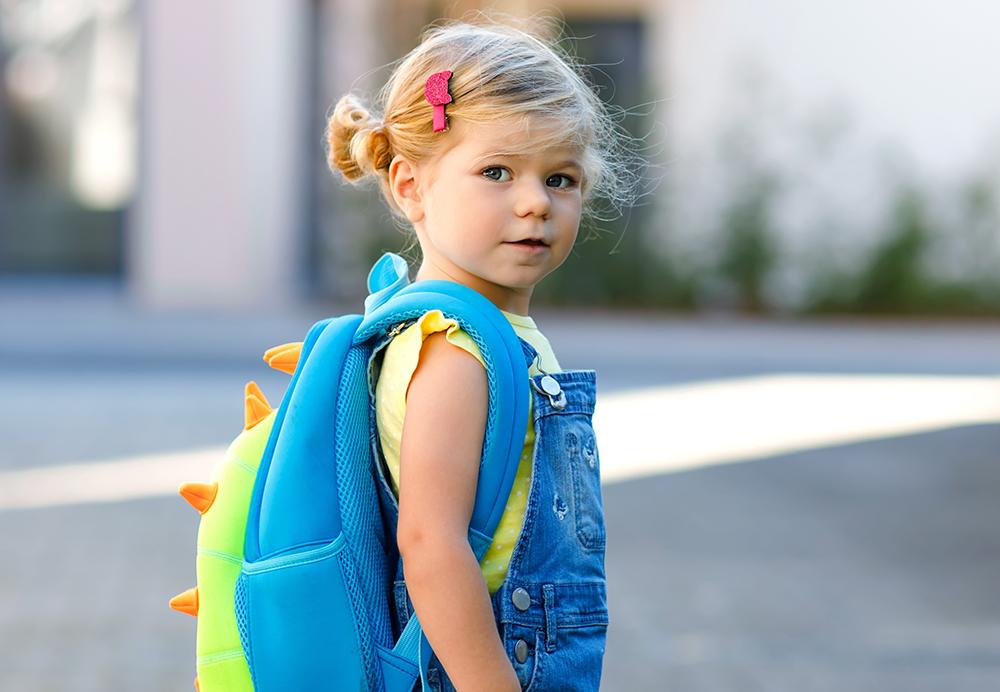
263,342 -> 302,375
179,482 -> 219,515
243,382 -> 272,430
170,587 -> 199,617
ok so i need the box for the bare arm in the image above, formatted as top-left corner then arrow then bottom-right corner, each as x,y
397,332 -> 520,692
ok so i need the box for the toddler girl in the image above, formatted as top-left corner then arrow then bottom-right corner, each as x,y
327,17 -> 637,692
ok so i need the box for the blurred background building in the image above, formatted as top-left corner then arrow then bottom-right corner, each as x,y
1,0 -> 998,312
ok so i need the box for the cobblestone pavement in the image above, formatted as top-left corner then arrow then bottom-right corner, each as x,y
2,284 -> 1000,691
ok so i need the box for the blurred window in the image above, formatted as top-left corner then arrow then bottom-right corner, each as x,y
0,0 -> 138,275
565,18 -> 645,116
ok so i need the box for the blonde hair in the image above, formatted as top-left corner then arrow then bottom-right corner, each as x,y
326,17 -> 639,221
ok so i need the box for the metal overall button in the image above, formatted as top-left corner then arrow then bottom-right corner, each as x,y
514,638 -> 529,664
511,587 -> 531,612
531,375 -> 567,410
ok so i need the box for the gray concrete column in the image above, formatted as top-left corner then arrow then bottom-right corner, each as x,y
133,0 -> 310,307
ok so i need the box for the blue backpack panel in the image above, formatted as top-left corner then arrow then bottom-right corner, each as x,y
234,253 -> 529,692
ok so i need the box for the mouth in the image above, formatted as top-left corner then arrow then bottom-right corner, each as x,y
508,238 -> 549,248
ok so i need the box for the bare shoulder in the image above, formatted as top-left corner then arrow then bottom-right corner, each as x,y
409,331 -> 487,400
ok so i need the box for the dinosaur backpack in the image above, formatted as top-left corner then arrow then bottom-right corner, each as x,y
170,253 -> 530,692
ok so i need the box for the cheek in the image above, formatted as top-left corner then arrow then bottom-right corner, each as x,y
558,202 -> 582,241
443,184 -> 490,223
553,225 -> 579,266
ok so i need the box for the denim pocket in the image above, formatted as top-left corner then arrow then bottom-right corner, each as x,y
568,429 -> 606,552
509,626 -> 605,692
504,624 -> 544,692
536,623 -> 606,692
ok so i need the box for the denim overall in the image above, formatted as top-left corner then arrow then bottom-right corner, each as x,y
370,338 -> 608,692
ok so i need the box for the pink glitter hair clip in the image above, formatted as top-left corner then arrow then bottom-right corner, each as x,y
424,70 -> 453,132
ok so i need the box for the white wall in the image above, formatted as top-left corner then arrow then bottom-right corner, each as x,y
652,0 -> 1000,304
133,0 -> 310,308
663,0 -> 1000,175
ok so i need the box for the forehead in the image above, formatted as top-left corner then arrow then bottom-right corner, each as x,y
448,119 -> 584,162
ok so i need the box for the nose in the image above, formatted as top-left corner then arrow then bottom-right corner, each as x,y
514,178 -> 551,219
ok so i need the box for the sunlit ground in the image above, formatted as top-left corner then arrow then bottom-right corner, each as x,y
2,373 -> 999,511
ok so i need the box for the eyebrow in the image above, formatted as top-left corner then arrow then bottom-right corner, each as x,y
473,153 -> 582,170
551,160 -> 583,170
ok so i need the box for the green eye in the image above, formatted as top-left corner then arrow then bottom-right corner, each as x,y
547,174 -> 576,189
482,167 -> 511,182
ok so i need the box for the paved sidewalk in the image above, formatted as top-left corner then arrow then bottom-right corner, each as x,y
602,424 -> 1000,692
3,282 -> 1000,691
3,425 -> 999,692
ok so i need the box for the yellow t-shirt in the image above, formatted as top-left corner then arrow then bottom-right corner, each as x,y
375,309 -> 560,593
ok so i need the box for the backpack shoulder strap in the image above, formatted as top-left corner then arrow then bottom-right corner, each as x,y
358,255 -> 531,692
358,275 -> 531,544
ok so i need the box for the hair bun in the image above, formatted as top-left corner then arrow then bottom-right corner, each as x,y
327,94 -> 392,181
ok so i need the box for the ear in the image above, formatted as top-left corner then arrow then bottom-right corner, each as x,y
389,157 -> 425,224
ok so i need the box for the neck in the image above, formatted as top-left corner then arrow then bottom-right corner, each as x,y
415,262 -> 531,316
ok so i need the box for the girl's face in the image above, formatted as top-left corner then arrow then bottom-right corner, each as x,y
391,119 -> 583,315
